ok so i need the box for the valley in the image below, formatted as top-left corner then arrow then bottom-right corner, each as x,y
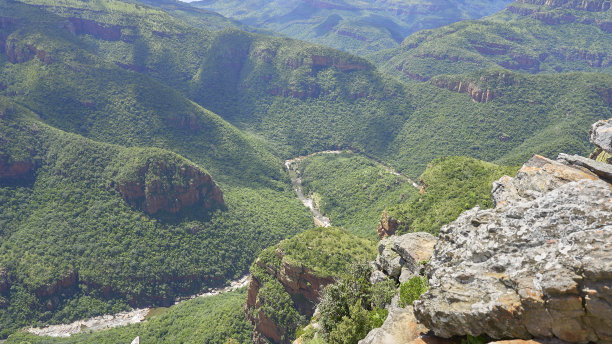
26,276 -> 250,338
0,0 -> 610,343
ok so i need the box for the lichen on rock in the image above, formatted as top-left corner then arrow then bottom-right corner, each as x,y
414,153 -> 612,343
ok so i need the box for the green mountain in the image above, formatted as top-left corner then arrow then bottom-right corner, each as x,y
297,152 -> 419,238
9,0 -> 608,178
0,0 -> 610,338
190,0 -> 512,55
371,0 -> 612,81
0,0 -> 314,336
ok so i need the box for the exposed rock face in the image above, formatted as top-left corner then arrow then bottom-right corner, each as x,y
372,232 -> 437,284
515,0 -> 612,12
0,155 -> 37,184
414,153 -> 612,343
590,119 -> 612,152
430,73 -> 515,103
113,159 -> 224,215
35,270 -> 78,298
4,38 -> 52,64
491,154 -> 598,207
377,211 -> 400,238
66,18 -> 131,42
359,296 -> 429,344
246,249 -> 335,344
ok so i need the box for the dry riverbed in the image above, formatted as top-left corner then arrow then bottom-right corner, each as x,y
27,275 -> 250,337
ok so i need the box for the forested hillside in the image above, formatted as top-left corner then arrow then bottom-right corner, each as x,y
190,0 -> 512,55
372,0 -> 612,81
8,0 -> 609,178
0,0 -> 610,340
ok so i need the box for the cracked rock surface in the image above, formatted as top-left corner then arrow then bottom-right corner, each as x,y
414,155 -> 612,343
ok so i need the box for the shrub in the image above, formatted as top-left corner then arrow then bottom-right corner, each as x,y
399,276 -> 429,307
371,278 -> 396,309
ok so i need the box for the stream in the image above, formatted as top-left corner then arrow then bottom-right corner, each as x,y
24,151 -> 413,338
285,151 -> 343,227
284,150 -> 419,227
26,275 -> 250,338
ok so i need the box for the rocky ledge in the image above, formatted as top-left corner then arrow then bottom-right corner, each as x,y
370,232 -> 437,284
414,150 -> 612,343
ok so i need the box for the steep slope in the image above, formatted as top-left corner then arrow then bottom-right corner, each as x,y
190,0 -> 512,56
380,156 -> 518,236
372,0 -> 612,81
297,152 -> 419,238
0,1 -> 315,336
0,98 -> 311,337
246,227 -> 376,344
9,0 -> 610,179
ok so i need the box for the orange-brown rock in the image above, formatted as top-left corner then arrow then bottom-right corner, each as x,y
66,18 -> 126,41
246,249 -> 335,344
0,155 -> 36,183
35,270 -> 78,298
113,158 -> 224,215
377,211 -> 400,238
430,74 -> 511,103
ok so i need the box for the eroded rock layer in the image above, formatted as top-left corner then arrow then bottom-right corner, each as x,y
414,154 -> 612,343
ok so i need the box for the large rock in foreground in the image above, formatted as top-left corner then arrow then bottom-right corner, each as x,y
415,155 -> 612,343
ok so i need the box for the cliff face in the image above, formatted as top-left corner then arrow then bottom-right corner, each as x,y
414,151 -> 612,342
113,158 -> 224,215
430,72 -> 514,103
514,0 -> 612,11
246,248 -> 335,344
0,155 -> 37,184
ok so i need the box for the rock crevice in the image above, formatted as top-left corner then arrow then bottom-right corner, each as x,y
414,151 -> 612,343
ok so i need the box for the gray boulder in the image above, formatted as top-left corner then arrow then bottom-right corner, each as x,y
415,164 -> 612,343
590,119 -> 612,152
375,236 -> 404,278
373,233 -> 437,282
359,296 -> 428,344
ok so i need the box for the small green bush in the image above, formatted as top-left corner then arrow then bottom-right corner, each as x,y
399,276 -> 429,307
371,278 -> 396,309
461,335 -> 487,344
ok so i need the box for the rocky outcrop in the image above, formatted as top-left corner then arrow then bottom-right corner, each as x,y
550,48 -> 610,68
113,158 -> 224,215
4,38 -> 52,64
246,248 -> 335,344
414,151 -> 612,343
359,296 -> 430,344
491,154 -> 598,206
372,232 -> 437,284
0,155 -> 37,184
514,0 -> 612,12
430,73 -> 516,103
590,119 -> 612,152
34,270 -> 78,298
377,211 -> 400,238
66,18 -> 131,42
